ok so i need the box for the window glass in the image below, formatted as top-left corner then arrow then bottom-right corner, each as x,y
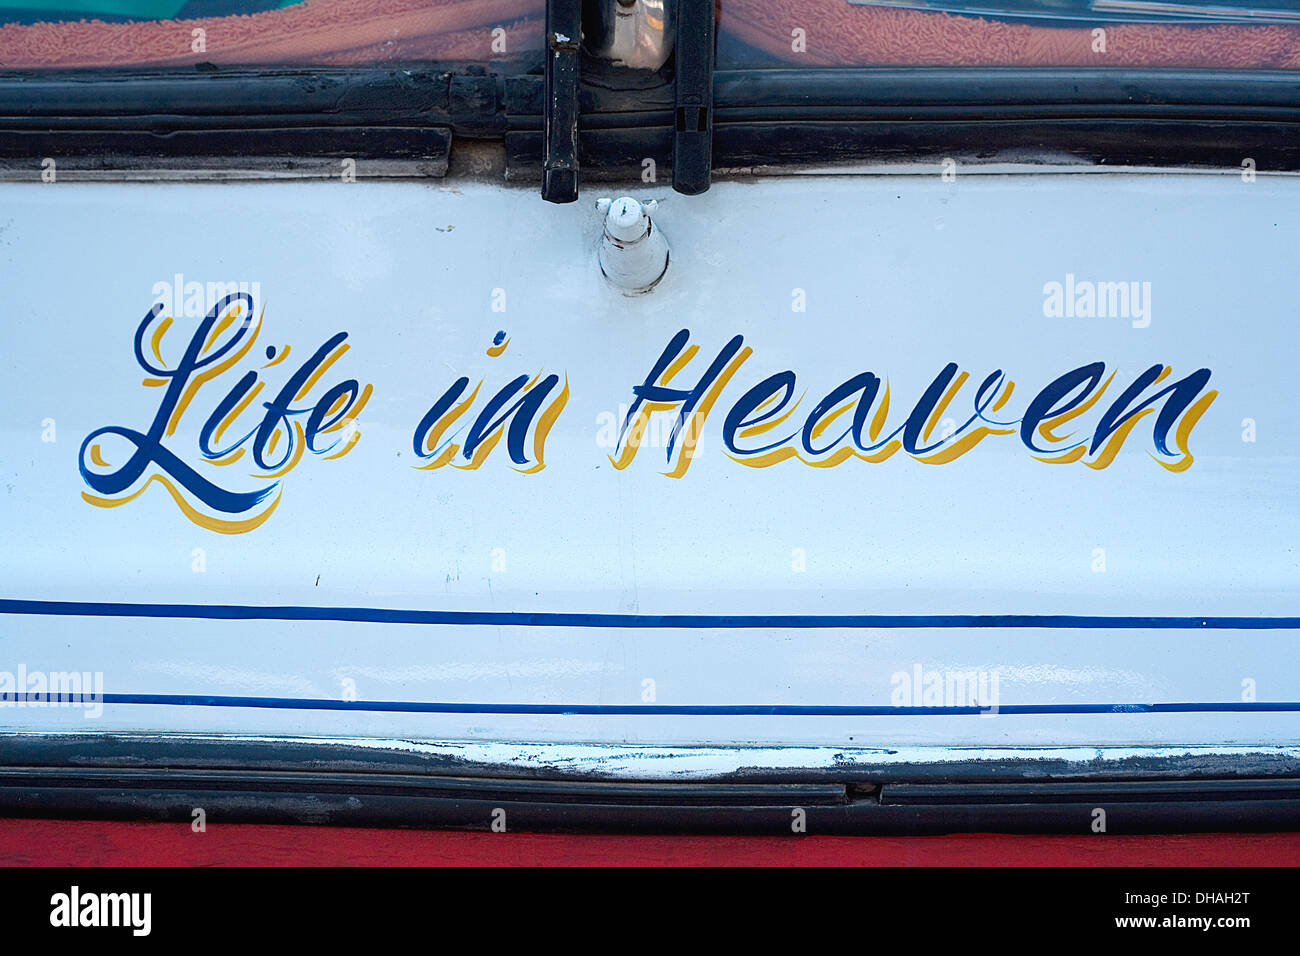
0,0 -> 543,68
718,0 -> 1300,68
6,1 -> 1299,73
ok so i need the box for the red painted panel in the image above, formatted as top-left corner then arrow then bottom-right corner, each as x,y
0,819 -> 1296,866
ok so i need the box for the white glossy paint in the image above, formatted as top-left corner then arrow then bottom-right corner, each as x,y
0,171 -> 1296,763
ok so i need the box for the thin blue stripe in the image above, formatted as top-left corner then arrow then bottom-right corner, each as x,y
6,693 -> 1300,716
2,599 -> 1297,630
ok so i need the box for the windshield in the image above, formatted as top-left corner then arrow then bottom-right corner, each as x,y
718,0 -> 1300,68
3,0 -> 1300,69
0,0 -> 545,68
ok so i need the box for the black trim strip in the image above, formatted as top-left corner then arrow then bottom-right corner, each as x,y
883,778 -> 1300,805
714,67 -> 1300,110
0,66 -> 489,166
0,127 -> 451,170
505,67 -> 1300,175
0,766 -> 1295,834
2,66 -> 1299,173
0,67 -> 459,118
